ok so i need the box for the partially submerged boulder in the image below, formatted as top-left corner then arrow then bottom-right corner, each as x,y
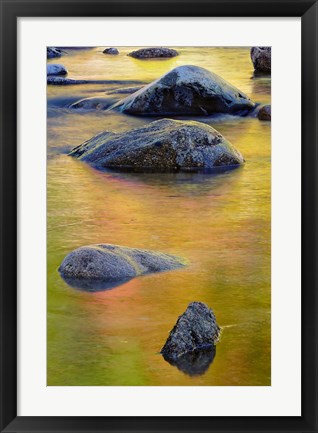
47,64 -> 68,76
47,47 -> 63,59
71,90 -> 152,109
251,47 -> 271,73
257,104 -> 271,121
59,243 -> 186,291
128,47 -> 178,59
161,302 -> 220,361
111,65 -> 255,116
69,97 -> 116,110
103,47 -> 119,55
69,118 -> 244,170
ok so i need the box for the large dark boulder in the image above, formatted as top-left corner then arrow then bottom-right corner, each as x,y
161,302 -> 220,361
69,118 -> 244,171
111,65 -> 255,116
128,47 -> 178,59
59,243 -> 186,291
47,64 -> 68,76
251,47 -> 271,73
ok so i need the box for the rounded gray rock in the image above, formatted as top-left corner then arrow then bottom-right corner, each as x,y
69,118 -> 244,170
103,47 -> 119,55
111,65 -> 255,116
161,302 -> 220,360
128,47 -> 178,59
59,243 -> 186,291
251,47 -> 271,73
47,64 -> 68,76
59,245 -> 137,282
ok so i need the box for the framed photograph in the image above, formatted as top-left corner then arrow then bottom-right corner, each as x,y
0,0 -> 317,432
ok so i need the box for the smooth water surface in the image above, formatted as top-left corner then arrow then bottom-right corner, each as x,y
47,47 -> 271,386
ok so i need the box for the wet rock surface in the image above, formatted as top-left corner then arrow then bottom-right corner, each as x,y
111,65 -> 255,116
128,47 -> 178,59
161,302 -> 220,360
257,104 -> 271,121
47,64 -> 68,76
59,243 -> 186,291
69,118 -> 244,170
103,47 -> 119,55
251,47 -> 271,73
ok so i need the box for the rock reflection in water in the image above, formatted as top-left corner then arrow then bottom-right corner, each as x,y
162,346 -> 216,377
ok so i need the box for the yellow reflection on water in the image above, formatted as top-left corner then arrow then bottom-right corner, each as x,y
47,47 -> 271,386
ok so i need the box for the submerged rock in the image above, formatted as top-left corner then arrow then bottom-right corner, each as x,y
251,47 -> 271,73
47,47 -> 63,59
69,96 -> 116,110
163,346 -> 216,376
103,47 -> 119,55
69,118 -> 244,170
59,244 -> 186,291
161,302 -> 220,360
106,86 -> 143,95
111,65 -> 255,116
47,64 -> 68,76
257,104 -> 271,121
128,47 -> 178,59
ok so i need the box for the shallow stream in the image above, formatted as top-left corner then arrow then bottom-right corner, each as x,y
47,47 -> 271,386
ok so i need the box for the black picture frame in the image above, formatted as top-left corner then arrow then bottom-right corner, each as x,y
0,0 -> 317,432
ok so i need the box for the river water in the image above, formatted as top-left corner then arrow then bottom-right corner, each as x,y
47,47 -> 271,386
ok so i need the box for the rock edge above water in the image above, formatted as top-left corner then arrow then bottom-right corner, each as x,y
47,64 -> 68,76
257,104 -> 271,121
47,47 -> 63,59
251,47 -> 271,73
103,47 -> 119,55
128,47 -> 179,59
